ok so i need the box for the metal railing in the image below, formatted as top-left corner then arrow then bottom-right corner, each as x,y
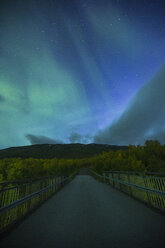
0,172 -> 76,234
90,170 -> 165,212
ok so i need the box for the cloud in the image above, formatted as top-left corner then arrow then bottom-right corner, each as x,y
94,64 -> 165,145
26,134 -> 64,145
69,132 -> 92,143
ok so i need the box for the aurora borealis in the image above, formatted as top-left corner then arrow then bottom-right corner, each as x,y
0,0 -> 165,148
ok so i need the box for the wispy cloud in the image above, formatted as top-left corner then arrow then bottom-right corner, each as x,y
26,134 -> 64,145
94,64 -> 165,145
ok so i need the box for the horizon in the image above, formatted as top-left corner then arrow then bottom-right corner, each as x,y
0,142 -> 126,150
1,140 -> 164,152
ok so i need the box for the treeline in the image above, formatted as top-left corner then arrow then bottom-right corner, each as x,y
88,140 -> 165,174
0,158 -> 85,182
0,140 -> 165,182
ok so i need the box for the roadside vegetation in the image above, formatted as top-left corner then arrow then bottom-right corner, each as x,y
0,140 -> 165,182
89,140 -> 165,174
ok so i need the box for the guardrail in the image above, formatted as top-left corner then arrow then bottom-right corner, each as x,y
0,172 -> 77,234
90,170 -> 165,212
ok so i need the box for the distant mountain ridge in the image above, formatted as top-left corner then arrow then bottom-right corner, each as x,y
0,143 -> 128,159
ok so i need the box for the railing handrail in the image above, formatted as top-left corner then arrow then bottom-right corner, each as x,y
103,170 -> 165,175
103,171 -> 165,179
0,174 -> 68,187
0,172 -> 76,215
91,170 -> 165,197
0,175 -> 67,193
0,171 -> 77,234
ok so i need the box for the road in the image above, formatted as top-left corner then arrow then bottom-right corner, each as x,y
1,174 -> 165,248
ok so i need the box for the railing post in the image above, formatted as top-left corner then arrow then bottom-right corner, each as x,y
59,176 -> 61,188
112,171 -> 115,188
0,186 -> 5,208
62,176 -> 65,186
143,174 -> 151,205
127,173 -> 132,196
103,173 -> 106,183
119,172 -> 122,190
27,183 -> 32,211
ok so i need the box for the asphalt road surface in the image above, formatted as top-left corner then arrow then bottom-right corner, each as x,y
1,175 -> 165,248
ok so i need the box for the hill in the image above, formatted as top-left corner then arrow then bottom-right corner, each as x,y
0,143 -> 128,159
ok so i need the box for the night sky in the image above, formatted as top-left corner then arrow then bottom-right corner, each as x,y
0,0 -> 165,148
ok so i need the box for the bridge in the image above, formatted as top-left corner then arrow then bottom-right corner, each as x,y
0,169 -> 165,248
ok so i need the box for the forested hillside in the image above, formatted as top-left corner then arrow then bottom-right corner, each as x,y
0,140 -> 165,182
0,143 -> 128,159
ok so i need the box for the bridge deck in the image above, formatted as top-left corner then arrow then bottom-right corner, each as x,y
1,175 -> 165,248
